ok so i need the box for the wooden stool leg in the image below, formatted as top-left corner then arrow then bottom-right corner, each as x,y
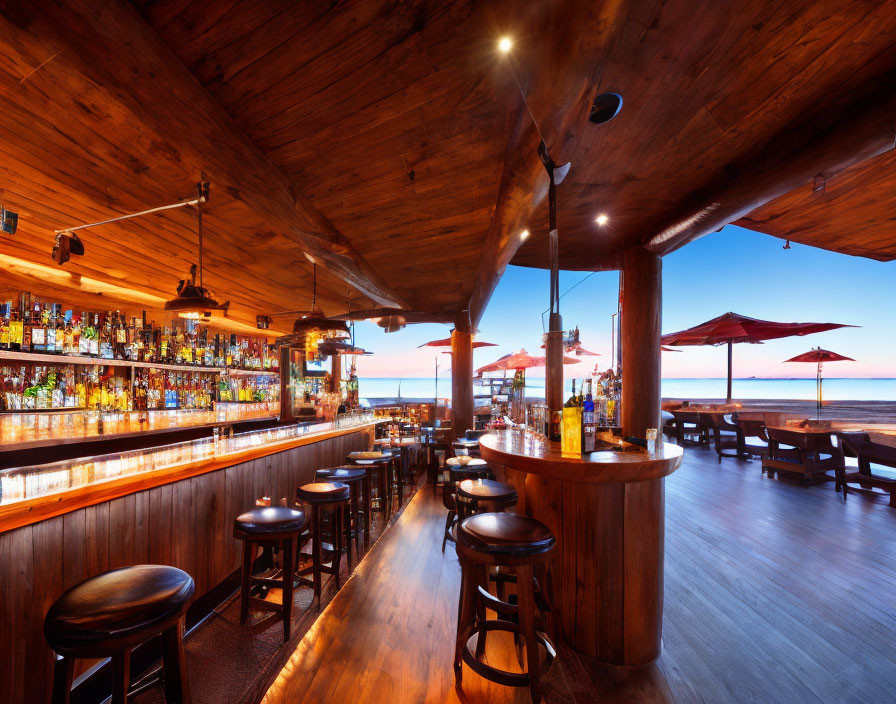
351,483 -> 361,555
398,452 -> 406,507
162,616 -> 191,704
282,536 -> 294,641
239,539 -> 252,625
343,501 -> 353,572
111,649 -> 131,704
333,504 -> 344,588
454,560 -> 476,681
363,474 -> 371,551
474,564 -> 490,659
381,466 -> 391,520
441,509 -> 455,552
50,654 -> 75,704
516,563 -> 542,704
312,504 -> 322,606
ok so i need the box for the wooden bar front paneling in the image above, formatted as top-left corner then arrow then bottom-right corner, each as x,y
0,425 -> 373,704
481,431 -> 682,666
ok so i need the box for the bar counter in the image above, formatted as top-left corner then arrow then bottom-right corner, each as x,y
0,415 -> 379,704
479,429 -> 683,666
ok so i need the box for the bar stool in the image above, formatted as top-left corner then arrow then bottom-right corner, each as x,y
456,478 -> 518,521
234,506 -> 308,641
441,460 -> 491,552
295,482 -> 351,606
454,513 -> 557,703
44,564 -> 194,704
348,452 -> 393,521
316,466 -> 369,552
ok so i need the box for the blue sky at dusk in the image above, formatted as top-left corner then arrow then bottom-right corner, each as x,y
351,225 -> 895,380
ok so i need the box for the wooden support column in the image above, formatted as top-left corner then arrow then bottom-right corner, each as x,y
451,314 -> 474,438
331,354 -> 342,395
545,313 -> 564,416
621,247 -> 662,437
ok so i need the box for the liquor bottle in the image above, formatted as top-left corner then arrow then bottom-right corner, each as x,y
583,379 -> 596,452
0,301 -> 10,349
99,313 -> 113,359
64,312 -> 75,355
9,303 -> 23,353
45,304 -> 57,354
113,311 -> 126,359
55,307 -> 66,354
89,314 -> 100,357
30,300 -> 46,352
561,378 -> 583,456
564,379 -> 578,407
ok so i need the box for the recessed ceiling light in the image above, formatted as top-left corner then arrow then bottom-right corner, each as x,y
498,37 -> 513,54
595,214 -> 608,226
520,229 -> 529,240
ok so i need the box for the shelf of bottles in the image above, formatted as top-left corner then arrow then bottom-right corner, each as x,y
0,411 -> 375,505
0,293 -> 281,412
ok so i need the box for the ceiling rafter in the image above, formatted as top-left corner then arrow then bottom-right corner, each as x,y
5,0 -> 407,311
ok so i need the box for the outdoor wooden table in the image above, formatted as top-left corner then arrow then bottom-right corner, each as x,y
480,429 -> 683,666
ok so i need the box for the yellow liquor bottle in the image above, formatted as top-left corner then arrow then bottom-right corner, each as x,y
561,406 -> 583,457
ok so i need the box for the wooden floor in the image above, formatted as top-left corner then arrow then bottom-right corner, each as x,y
260,448 -> 896,704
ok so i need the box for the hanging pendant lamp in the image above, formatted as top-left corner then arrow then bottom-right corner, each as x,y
164,182 -> 230,319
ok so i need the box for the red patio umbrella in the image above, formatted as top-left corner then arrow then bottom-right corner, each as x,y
539,341 -> 600,355
476,349 -> 580,375
661,346 -> 681,352
662,312 -> 855,402
784,347 -> 854,417
418,337 -> 497,349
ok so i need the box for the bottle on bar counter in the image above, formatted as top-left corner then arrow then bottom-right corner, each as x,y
561,378 -> 583,456
583,378 -> 596,452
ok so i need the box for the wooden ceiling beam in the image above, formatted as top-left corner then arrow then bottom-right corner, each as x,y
645,71 -> 896,256
3,0 -> 407,310
467,0 -> 634,326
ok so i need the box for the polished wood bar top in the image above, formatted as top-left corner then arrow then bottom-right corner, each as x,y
479,429 -> 683,483
0,421 -> 378,534
0,404 -> 278,452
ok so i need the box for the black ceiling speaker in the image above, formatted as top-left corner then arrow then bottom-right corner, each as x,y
589,92 -> 623,124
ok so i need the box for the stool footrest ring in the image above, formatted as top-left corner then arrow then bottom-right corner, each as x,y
459,619 -> 556,687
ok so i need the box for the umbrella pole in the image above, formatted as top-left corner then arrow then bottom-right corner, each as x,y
817,360 -> 822,419
726,341 -> 733,403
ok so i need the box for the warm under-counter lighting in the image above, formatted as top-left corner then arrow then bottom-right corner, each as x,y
595,214 -> 609,226
520,229 -> 529,241
498,36 -> 513,54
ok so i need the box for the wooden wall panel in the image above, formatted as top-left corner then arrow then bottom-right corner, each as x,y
0,427 -> 371,704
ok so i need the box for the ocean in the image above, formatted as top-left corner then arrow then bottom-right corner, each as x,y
358,377 -> 896,402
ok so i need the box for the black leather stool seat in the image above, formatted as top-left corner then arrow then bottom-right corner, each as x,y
315,467 -> 367,483
296,481 -> 350,503
458,513 -> 555,556
457,478 -> 517,503
449,465 -> 489,481
44,565 -> 194,654
233,506 -> 307,540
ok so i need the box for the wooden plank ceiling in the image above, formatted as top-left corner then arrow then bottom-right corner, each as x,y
0,0 -> 893,330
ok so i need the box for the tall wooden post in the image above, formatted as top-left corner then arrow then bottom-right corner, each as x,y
545,313 -> 564,414
451,313 -> 474,438
331,353 -> 342,394
621,246 -> 662,437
